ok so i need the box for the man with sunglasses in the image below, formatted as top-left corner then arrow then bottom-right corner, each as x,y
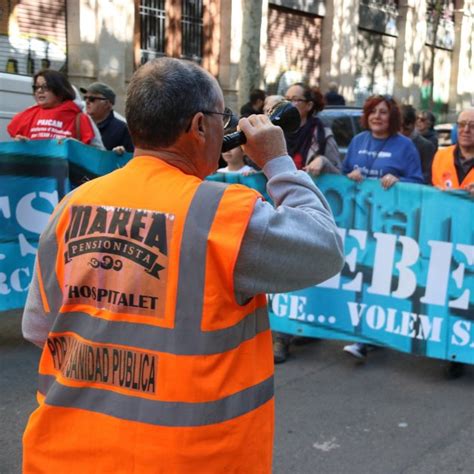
80,82 -> 134,153
22,57 -> 343,472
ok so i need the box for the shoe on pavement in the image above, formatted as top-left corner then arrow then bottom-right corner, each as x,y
343,342 -> 367,360
292,336 -> 315,346
444,361 -> 465,379
273,338 -> 289,364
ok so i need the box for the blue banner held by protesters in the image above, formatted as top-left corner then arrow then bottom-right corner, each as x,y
0,141 -> 472,364
210,171 -> 474,365
0,139 -> 132,310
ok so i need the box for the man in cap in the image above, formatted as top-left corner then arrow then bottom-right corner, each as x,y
80,82 -> 134,153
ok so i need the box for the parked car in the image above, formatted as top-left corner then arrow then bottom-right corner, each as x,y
318,106 -> 363,158
0,72 -> 35,142
434,122 -> 454,147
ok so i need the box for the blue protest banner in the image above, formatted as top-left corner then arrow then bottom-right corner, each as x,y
267,176 -> 473,365
207,172 -> 473,364
1,145 -> 472,365
0,139 -> 132,310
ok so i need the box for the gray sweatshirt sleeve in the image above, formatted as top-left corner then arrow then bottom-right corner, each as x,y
234,155 -> 344,301
22,260 -> 51,348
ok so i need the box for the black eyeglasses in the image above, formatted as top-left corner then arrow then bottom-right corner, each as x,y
285,97 -> 308,104
32,85 -> 50,93
457,120 -> 474,131
84,96 -> 108,103
201,107 -> 233,128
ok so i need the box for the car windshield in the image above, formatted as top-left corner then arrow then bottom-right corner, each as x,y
319,110 -> 363,149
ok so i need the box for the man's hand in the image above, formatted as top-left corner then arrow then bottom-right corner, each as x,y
113,146 -> 126,155
347,168 -> 363,182
239,114 -> 287,169
465,182 -> 474,197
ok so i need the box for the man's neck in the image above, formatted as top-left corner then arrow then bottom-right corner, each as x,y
133,145 -> 207,178
459,145 -> 474,160
95,111 -> 112,125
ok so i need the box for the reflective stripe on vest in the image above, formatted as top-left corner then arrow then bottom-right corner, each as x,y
49,306 -> 269,354
36,177 -> 272,426
37,373 -> 273,427
36,192 -> 77,317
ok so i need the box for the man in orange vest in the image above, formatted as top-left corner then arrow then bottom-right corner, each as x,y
432,108 -> 474,196
21,58 -> 344,473
431,107 -> 473,380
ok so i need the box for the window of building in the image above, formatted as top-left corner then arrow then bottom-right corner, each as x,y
0,0 -> 67,75
360,0 -> 399,15
138,0 -> 204,65
426,0 -> 455,49
181,0 -> 203,62
139,0 -> 166,64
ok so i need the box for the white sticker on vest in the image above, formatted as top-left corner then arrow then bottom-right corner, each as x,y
62,205 -> 174,317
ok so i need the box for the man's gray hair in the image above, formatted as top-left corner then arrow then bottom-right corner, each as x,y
126,58 -> 221,148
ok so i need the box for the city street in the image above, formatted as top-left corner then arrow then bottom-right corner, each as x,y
1,309 -> 473,474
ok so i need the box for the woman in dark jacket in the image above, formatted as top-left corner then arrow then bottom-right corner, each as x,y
284,83 -> 342,177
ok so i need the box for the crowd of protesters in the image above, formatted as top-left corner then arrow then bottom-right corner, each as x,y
4,69 -> 473,378
7,69 -> 133,154
239,85 -> 473,377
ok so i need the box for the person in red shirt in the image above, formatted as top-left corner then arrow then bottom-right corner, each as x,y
8,69 -> 96,145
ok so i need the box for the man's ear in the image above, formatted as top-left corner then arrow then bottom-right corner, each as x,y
189,112 -> 206,138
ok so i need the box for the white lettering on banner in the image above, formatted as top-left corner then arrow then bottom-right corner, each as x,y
268,294 -> 446,344
0,190 -> 58,296
0,267 -> 30,294
10,267 -> 30,292
0,273 -> 10,294
271,294 -> 308,321
18,234 -> 37,257
318,229 -> 473,310
0,196 -> 11,219
16,191 -> 59,234
347,302 -> 443,342
451,321 -> 474,348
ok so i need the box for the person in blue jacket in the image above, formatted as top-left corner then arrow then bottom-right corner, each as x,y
342,94 -> 424,360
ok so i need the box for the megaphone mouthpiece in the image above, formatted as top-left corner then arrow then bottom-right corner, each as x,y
221,101 -> 300,153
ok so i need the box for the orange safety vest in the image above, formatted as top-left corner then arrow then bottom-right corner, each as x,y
432,145 -> 474,190
23,156 -> 274,473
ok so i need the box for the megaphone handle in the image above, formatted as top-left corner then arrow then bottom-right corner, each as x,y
221,131 -> 247,153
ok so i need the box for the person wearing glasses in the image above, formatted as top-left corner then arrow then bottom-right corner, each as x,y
342,95 -> 424,361
432,108 -> 474,196
271,83 -> 342,364
7,69 -> 101,148
80,82 -> 134,154
283,83 -> 342,176
431,108 -> 474,380
415,110 -> 439,150
21,57 -> 343,473
400,104 -> 436,184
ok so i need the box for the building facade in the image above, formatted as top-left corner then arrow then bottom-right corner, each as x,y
0,0 -> 472,120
